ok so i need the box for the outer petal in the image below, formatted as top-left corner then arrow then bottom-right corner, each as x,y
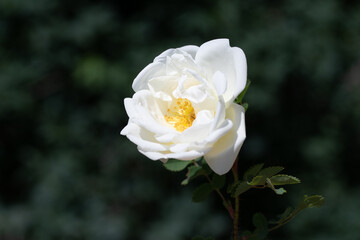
195,39 -> 247,105
204,103 -> 246,175
132,62 -> 165,91
139,149 -> 204,161
121,122 -> 168,152
232,47 -> 247,99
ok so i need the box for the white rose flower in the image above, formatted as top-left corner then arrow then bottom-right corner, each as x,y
121,39 -> 247,175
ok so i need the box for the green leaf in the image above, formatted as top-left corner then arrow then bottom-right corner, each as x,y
192,183 -> 213,202
305,195 -> 325,207
163,159 -> 192,172
181,165 -> 203,185
195,156 -> 204,163
258,166 -> 284,178
253,213 -> 269,240
232,181 -> 252,197
198,157 -> 213,174
273,187 -> 287,195
236,80 -> 251,104
292,195 -> 325,217
270,195 -> 325,231
278,207 -> 293,223
227,181 -> 237,194
247,166 -> 284,186
248,176 -> 265,185
244,163 -> 264,181
212,174 -> 226,189
270,174 -> 301,185
253,213 -> 268,229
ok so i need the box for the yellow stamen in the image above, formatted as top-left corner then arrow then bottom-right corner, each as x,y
164,98 -> 196,132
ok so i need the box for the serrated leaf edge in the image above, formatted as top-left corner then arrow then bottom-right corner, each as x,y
270,174 -> 301,185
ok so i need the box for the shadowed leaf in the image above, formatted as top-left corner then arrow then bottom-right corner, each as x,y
244,163 -> 264,182
232,181 -> 252,197
181,165 -> 203,185
258,166 -> 284,178
163,159 -> 192,172
192,183 -> 213,202
212,173 -> 226,189
253,213 -> 268,240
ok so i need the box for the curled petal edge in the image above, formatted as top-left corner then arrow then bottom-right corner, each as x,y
204,103 -> 246,175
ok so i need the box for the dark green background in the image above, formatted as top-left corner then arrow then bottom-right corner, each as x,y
1,0 -> 359,239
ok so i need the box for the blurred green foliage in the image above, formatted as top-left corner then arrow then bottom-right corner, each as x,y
0,0 -> 360,239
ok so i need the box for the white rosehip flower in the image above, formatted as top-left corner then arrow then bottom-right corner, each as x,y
121,39 -> 247,175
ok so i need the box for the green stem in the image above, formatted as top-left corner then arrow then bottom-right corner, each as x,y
232,157 -> 239,240
203,172 -> 235,219
245,216 -> 295,240
269,215 -> 295,232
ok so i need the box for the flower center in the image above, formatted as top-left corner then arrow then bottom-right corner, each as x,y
164,98 -> 196,132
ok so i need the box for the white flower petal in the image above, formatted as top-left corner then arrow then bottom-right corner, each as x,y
170,143 -> 190,153
138,150 -> 164,161
204,103 -> 246,175
162,150 -> 204,160
171,68 -> 211,106
179,85 -> 208,104
179,45 -> 200,58
132,62 -> 166,91
195,39 -> 247,105
124,91 -> 175,135
232,47 -> 247,99
139,149 -> 204,161
173,110 -> 213,143
154,45 -> 199,62
155,132 -> 178,143
148,76 -> 178,101
191,93 -> 217,114
121,122 -> 168,152
156,50 -> 199,75
204,119 -> 233,144
186,119 -> 233,152
210,96 -> 226,132
212,71 -> 227,95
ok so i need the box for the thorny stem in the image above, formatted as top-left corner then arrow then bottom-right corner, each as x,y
232,157 -> 239,240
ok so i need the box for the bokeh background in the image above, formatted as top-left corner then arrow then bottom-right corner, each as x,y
1,0 -> 360,239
